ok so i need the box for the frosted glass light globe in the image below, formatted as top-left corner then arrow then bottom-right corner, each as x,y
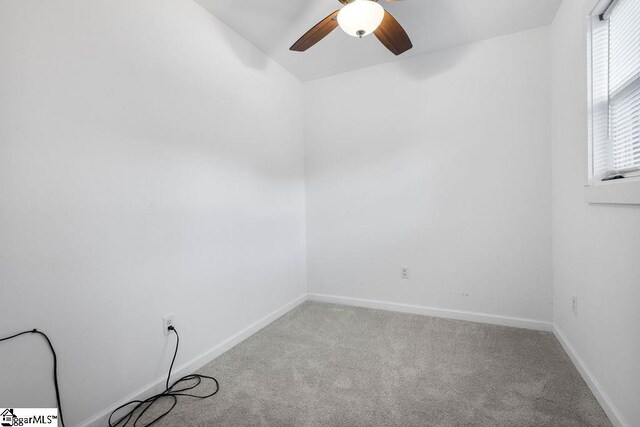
337,0 -> 385,38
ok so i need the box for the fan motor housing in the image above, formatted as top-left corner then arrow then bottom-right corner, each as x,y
338,0 -> 379,4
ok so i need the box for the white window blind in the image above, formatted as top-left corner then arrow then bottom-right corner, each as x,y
608,0 -> 640,172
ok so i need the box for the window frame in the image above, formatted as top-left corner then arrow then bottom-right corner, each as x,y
585,0 -> 640,204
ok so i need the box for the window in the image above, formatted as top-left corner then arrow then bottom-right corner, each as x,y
588,0 -> 640,183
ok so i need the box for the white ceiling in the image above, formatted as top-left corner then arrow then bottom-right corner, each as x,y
194,0 -> 562,81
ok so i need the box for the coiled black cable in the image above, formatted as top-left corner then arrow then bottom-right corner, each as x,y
0,329 -> 66,427
108,326 -> 220,427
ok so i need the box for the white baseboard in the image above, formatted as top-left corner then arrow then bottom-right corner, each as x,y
307,293 -> 552,331
78,294 -> 307,427
553,325 -> 628,427
79,293 -> 627,427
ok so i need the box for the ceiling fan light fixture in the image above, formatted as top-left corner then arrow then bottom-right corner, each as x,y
337,0 -> 385,38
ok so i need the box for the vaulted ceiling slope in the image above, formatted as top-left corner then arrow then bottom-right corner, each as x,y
194,0 -> 562,81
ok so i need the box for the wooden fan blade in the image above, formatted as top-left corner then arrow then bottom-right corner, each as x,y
374,10 -> 413,55
290,11 -> 339,52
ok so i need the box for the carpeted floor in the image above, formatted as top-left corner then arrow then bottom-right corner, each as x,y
139,301 -> 611,426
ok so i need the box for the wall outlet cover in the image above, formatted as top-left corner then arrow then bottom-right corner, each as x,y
163,314 -> 175,336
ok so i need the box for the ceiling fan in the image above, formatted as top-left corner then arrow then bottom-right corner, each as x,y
290,0 -> 413,56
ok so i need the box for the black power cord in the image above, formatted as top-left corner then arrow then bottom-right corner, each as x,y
108,326 -> 220,427
0,329 -> 66,427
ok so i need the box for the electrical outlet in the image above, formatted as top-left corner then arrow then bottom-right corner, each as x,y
571,296 -> 578,316
163,314 -> 175,336
401,266 -> 409,279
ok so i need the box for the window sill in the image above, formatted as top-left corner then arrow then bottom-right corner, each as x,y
585,178 -> 640,205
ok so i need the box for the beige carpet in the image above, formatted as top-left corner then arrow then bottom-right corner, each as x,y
129,301 -> 611,426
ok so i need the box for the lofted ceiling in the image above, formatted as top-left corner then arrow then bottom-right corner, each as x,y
194,0 -> 562,81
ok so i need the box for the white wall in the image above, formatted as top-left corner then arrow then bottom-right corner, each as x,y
0,0 -> 306,425
550,1 -> 640,425
304,28 -> 553,324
